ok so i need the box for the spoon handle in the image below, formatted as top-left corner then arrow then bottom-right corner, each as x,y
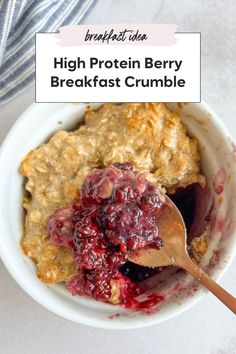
179,256 -> 236,314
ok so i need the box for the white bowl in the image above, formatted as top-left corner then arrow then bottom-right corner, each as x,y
0,102 -> 236,329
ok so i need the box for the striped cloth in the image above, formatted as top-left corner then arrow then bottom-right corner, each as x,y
0,0 -> 96,106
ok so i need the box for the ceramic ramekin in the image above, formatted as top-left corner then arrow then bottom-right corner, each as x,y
0,102 -> 236,329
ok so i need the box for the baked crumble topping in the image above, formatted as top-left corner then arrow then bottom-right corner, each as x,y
20,103 -> 205,304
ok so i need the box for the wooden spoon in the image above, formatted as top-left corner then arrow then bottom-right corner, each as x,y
128,195 -> 236,314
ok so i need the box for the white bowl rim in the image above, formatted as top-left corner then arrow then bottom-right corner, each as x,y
0,100 -> 236,329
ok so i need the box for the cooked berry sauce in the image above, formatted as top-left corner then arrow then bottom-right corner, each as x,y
47,163 -> 165,305
169,184 -> 197,237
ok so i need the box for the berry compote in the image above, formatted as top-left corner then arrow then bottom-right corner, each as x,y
47,163 -> 165,305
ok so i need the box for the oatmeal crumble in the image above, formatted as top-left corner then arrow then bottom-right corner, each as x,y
20,103 -> 205,288
189,228 -> 209,263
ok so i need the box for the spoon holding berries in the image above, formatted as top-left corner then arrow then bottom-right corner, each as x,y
128,193 -> 236,314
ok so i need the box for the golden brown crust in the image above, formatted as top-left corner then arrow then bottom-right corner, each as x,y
20,103 -> 205,284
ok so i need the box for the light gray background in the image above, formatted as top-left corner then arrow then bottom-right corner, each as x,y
0,1 -> 236,353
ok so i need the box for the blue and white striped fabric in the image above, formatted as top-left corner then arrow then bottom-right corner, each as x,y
0,0 -> 96,106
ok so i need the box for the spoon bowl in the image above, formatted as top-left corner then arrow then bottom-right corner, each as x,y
129,195 -> 186,268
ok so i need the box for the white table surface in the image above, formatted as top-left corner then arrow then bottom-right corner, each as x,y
0,1 -> 236,353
